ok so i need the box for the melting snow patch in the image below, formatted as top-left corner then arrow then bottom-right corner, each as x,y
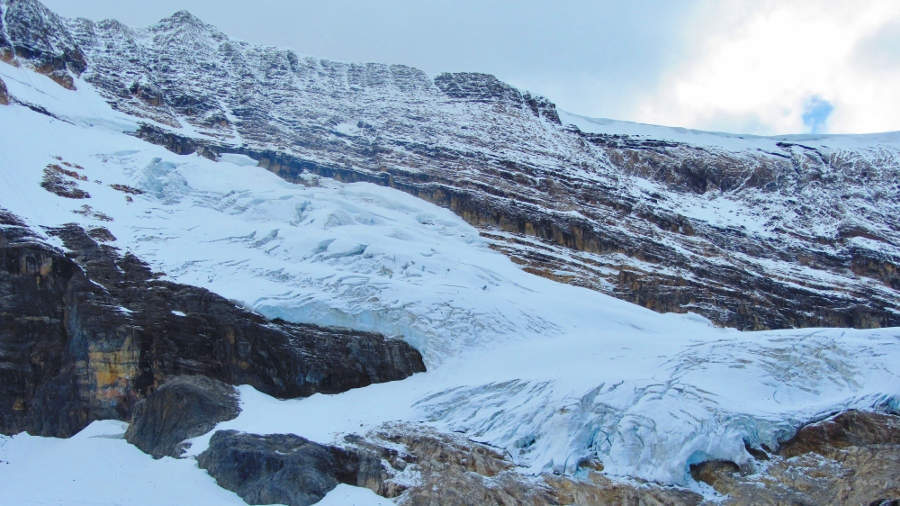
218,153 -> 259,167
313,484 -> 394,505
333,122 -> 361,136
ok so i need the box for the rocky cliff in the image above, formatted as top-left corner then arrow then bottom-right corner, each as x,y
2,0 -> 898,331
0,213 -> 424,438
196,412 -> 900,506
691,410 -> 900,505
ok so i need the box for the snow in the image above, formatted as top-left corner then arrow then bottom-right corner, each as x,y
0,420 -> 383,506
0,61 -> 899,499
314,485 -> 395,506
0,421 -> 251,506
179,327 -> 898,487
217,153 -> 259,167
0,60 -> 138,133
559,110 -> 900,152
333,122 -> 361,136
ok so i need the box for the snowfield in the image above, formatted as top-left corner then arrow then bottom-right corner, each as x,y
1,60 -> 899,503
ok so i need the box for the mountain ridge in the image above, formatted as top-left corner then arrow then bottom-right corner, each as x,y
1,5 -> 899,501
4,0 -> 893,331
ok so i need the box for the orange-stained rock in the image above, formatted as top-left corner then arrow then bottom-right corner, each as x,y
0,213 -> 425,438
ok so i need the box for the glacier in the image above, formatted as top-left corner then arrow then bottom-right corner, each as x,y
1,46 -> 899,504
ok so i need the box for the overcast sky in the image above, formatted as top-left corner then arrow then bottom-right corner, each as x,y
39,0 -> 900,135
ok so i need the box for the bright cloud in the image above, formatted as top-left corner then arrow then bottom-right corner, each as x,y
633,0 -> 900,134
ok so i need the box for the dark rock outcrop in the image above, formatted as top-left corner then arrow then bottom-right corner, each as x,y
433,72 -> 560,123
124,375 -> 240,459
691,410 -> 900,505
778,409 -> 900,458
40,162 -> 90,198
0,215 -> 425,438
197,430 -> 390,506
0,76 -> 8,105
0,0 -> 85,88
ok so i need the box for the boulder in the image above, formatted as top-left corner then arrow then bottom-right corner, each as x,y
125,375 -> 240,459
197,430 -> 387,506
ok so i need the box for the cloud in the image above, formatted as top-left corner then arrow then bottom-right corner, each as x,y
853,19 -> 900,72
631,0 -> 900,134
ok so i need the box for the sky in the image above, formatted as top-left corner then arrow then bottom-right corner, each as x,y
37,0 -> 900,135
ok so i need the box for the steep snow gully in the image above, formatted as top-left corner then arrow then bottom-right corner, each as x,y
0,1 -> 899,505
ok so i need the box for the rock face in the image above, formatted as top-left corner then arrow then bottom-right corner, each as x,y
0,214 -> 425,438
0,0 -> 84,88
364,418 -> 900,505
197,430 -> 390,506
125,375 -> 240,459
1,0 -> 891,331
0,76 -> 8,105
197,423 -> 707,506
193,416 -> 900,505
354,424 -> 704,506
691,410 -> 900,505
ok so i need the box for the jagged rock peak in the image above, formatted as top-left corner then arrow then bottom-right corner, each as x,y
434,71 -> 561,122
150,9 -> 226,40
1,0 -> 70,50
167,10 -> 201,22
0,0 -> 85,74
156,10 -> 206,28
435,72 -> 528,102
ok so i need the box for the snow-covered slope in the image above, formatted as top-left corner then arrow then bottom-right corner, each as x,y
1,59 -> 898,496
0,420 -> 253,506
0,420 -> 392,505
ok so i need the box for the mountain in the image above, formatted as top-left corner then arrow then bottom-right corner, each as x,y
0,1 -> 899,505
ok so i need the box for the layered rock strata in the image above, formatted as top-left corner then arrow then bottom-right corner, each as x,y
691,410 -> 900,505
0,215 -> 424,438
360,424 -> 704,506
